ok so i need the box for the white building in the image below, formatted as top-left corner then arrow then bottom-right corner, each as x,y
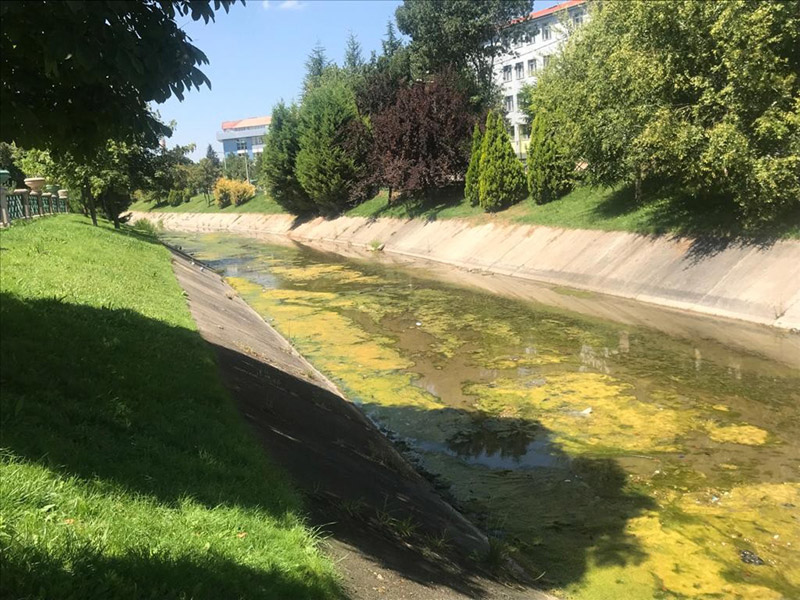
494,0 -> 589,157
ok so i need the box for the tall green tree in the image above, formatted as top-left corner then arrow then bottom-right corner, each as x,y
303,43 -> 330,95
526,0 -> 800,222
382,21 -> 403,58
343,32 -> 364,73
527,111 -> 573,204
478,111 -> 527,211
205,143 -> 221,169
295,73 -> 373,214
260,101 -> 313,214
395,0 -> 532,107
0,1 -> 241,157
464,123 -> 484,206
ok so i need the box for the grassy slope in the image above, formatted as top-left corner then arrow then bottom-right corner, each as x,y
130,185 -> 799,239
0,215 -> 341,599
129,192 -> 285,214
347,185 -> 800,239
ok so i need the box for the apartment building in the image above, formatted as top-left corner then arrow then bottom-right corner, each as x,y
216,115 -> 271,159
494,0 -> 588,157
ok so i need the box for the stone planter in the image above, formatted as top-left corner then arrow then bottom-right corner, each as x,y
58,189 -> 68,199
24,177 -> 46,193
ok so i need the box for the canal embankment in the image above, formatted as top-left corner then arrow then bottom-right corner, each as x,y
130,211 -> 800,330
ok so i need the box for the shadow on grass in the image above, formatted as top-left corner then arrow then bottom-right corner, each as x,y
592,184 -> 800,260
2,544 -> 330,600
0,293 -> 342,599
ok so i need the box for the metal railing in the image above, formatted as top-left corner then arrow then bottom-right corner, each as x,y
0,189 -> 70,226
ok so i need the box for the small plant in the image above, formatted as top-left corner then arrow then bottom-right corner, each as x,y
393,515 -> 418,539
214,177 -> 256,208
368,239 -> 384,252
168,189 -> 182,207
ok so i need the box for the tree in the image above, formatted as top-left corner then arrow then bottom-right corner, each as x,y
527,111 -> 573,204
372,74 -> 475,198
526,0 -> 800,222
382,21 -> 403,58
478,111 -> 527,211
0,142 -> 25,188
260,101 -> 313,214
303,42 -> 330,95
395,0 -> 532,107
295,73 -> 374,214
205,144 -> 221,169
0,1 -> 240,157
344,32 -> 364,73
464,124 -> 483,206
222,153 -> 252,181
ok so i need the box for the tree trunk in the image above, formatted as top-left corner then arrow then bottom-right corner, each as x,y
113,212 -> 120,229
83,176 -> 97,226
634,169 -> 643,204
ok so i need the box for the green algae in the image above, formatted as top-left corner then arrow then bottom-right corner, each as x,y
162,231 -> 800,600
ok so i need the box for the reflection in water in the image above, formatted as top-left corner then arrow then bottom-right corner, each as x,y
164,231 -> 800,600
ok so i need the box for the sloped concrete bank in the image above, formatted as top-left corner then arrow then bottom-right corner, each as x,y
131,211 -> 800,330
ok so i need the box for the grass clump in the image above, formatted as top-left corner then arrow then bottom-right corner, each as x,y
0,215 -> 341,599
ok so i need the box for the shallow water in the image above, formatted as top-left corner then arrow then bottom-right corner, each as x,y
165,231 -> 800,600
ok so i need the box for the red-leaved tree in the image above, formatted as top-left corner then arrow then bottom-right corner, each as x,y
372,74 -> 475,199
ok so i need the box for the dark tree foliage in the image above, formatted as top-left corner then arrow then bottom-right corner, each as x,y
464,123 -> 483,206
395,0 -> 532,107
0,142 -> 25,188
260,101 -> 314,214
0,0 -> 240,157
382,21 -> 403,58
478,111 -> 527,211
372,74 -> 475,198
527,111 -> 574,204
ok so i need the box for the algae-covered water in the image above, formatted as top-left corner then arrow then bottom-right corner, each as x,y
166,231 -> 800,600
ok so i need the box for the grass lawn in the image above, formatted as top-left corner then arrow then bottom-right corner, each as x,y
346,184 -> 800,239
0,215 -> 342,599
129,192 -> 285,215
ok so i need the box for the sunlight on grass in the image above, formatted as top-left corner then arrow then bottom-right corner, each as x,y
0,215 -> 342,599
129,192 -> 285,214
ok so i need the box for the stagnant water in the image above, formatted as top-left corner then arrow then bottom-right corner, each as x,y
165,231 -> 799,600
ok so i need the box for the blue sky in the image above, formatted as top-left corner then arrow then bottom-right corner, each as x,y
159,0 -> 561,160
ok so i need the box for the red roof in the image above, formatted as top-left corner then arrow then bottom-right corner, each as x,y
509,0 -> 586,26
221,116 -> 271,130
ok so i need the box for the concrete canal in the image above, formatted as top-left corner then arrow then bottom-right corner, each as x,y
164,231 -> 799,600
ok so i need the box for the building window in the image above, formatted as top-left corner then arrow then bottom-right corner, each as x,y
252,136 -> 263,145
504,95 -> 514,112
517,94 -> 524,112
515,62 -> 524,79
543,55 -> 551,68
573,14 -> 584,26
528,58 -> 537,76
542,24 -> 551,41
503,65 -> 512,82
236,139 -> 247,151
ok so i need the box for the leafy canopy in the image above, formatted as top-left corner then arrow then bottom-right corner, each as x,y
0,0 -> 240,157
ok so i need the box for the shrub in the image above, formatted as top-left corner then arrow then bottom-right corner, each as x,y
464,123 -> 483,206
527,112 -> 573,204
214,177 -> 255,208
168,189 -> 182,207
478,111 -> 527,211
182,188 -> 193,203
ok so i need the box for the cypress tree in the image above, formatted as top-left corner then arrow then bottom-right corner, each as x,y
527,111 -> 573,204
464,123 -> 483,206
478,111 -> 527,211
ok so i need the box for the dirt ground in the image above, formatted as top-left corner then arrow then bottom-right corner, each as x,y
170,251 -> 554,600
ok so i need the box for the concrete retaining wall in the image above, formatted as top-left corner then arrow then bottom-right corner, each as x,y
131,211 -> 800,330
